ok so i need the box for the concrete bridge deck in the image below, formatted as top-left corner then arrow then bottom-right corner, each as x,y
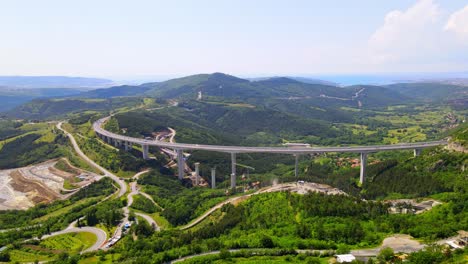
93,116 -> 447,187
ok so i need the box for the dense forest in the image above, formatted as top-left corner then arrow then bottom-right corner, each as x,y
0,74 -> 466,263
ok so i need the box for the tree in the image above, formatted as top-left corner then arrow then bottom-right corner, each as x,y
0,252 -> 10,262
407,245 -> 446,264
135,221 -> 154,237
337,244 -> 351,254
219,248 -> 231,259
377,247 -> 394,262
260,235 -> 275,248
86,208 -> 98,226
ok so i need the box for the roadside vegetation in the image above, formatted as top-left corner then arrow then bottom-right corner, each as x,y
0,178 -> 116,245
0,76 -> 466,263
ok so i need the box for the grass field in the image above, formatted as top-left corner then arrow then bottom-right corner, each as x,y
78,253 -> 122,264
32,197 -> 99,223
40,232 -> 97,253
8,248 -> 55,263
151,212 -> 171,229
384,125 -> 427,144
339,123 -> 377,136
8,232 -> 97,263
182,254 -> 331,263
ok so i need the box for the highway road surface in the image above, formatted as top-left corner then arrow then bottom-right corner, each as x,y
94,116 -> 447,154
126,170 -> 160,231
57,122 -> 127,197
135,212 -> 160,231
180,182 -> 342,230
41,227 -> 107,253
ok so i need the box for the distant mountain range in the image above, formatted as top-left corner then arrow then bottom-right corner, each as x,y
2,72 -> 468,115
0,76 -> 114,89
248,76 -> 338,86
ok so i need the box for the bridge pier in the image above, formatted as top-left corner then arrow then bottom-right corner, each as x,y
142,144 -> 149,160
294,154 -> 299,177
414,148 -> 421,157
176,149 -> 184,180
211,167 -> 216,189
360,152 -> 367,185
194,162 -> 200,186
231,153 -> 236,189
124,141 -> 130,151
106,136 -> 112,144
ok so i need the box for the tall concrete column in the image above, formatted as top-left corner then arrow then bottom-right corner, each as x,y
414,148 -> 421,157
142,144 -> 149,160
177,149 -> 184,180
194,162 -> 200,186
360,152 -> 367,185
231,153 -> 236,189
114,139 -> 119,147
211,168 -> 216,189
107,136 -> 112,144
294,154 -> 299,177
124,141 -> 130,151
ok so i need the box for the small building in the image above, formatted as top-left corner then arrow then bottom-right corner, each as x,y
336,254 -> 356,263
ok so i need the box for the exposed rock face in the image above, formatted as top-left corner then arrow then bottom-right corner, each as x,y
0,159 -> 97,210
447,141 -> 468,153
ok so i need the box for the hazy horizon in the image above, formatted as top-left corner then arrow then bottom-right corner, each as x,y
1,0 -> 467,78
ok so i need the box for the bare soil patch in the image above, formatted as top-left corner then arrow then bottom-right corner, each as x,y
0,159 -> 100,210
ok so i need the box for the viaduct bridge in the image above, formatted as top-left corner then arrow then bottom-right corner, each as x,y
93,116 -> 447,188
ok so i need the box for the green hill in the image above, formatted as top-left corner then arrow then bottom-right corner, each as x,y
77,85 -> 151,98
0,88 -> 83,111
449,122 -> 468,148
386,83 -> 468,101
142,73 -> 406,108
6,97 -> 147,120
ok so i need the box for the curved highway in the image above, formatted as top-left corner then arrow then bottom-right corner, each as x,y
40,227 -> 107,253
58,122 -> 127,197
93,116 -> 447,154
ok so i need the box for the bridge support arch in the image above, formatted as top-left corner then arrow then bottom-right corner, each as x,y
194,162 -> 200,186
414,148 -> 422,157
231,153 -> 237,189
294,154 -> 299,177
142,144 -> 149,160
360,152 -> 367,185
211,168 -> 216,189
176,149 -> 184,180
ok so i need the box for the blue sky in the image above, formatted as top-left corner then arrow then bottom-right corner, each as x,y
0,0 -> 467,79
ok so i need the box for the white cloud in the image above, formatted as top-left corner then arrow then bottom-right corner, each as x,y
366,0 -> 468,72
445,5 -> 468,40
368,0 -> 442,64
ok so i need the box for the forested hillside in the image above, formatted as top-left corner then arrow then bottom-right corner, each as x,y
7,97 -> 150,120
0,73 -> 466,263
0,88 -> 83,111
450,122 -> 468,148
386,83 -> 468,101
3,73 -> 467,121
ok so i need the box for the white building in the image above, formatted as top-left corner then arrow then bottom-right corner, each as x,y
336,254 -> 356,263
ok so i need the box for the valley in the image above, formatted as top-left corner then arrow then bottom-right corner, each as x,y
0,73 -> 466,264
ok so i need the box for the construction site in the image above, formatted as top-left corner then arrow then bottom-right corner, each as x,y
0,159 -> 99,210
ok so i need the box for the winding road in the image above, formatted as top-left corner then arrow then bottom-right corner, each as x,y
57,122 -> 127,197
180,182 -> 343,230
126,170 -> 160,230
55,122 -> 131,251
41,227 -> 107,253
